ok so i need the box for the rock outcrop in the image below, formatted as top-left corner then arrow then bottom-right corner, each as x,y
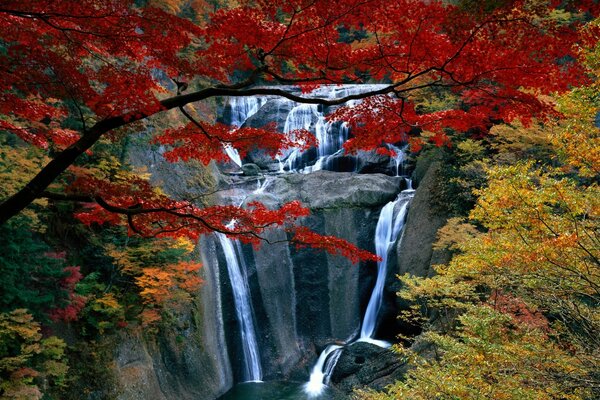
112,87 -> 445,399
330,342 -> 409,393
222,171 -> 404,380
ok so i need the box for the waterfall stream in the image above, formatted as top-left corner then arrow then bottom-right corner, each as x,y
303,184 -> 414,396
217,85 -> 416,397
304,345 -> 343,397
224,84 -> 388,172
216,233 -> 263,382
225,96 -> 267,167
359,186 -> 414,345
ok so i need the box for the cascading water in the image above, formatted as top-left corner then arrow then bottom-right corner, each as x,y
225,96 -> 267,167
359,185 -> 414,346
229,96 -> 267,128
281,104 -> 319,171
304,344 -> 343,397
218,85 -> 416,398
222,84 -> 389,172
216,233 -> 263,382
288,85 -> 388,172
302,144 -> 413,396
388,143 -> 407,177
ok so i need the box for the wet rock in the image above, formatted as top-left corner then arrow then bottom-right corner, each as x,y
355,150 -> 394,174
330,342 -> 409,393
265,171 -> 402,210
241,163 -> 261,176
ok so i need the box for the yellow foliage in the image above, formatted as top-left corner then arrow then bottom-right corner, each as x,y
550,22 -> 600,178
93,293 -> 121,311
0,310 -> 68,398
357,306 -> 591,400
433,218 -> 480,252
136,261 -> 202,307
107,236 -> 196,275
488,121 -> 552,163
0,144 -> 49,225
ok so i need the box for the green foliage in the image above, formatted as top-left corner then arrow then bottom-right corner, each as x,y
0,218 -> 68,322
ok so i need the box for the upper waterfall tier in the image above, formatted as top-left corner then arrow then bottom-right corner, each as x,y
219,84 -> 394,173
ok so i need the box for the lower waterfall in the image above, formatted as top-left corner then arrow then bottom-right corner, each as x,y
216,233 -> 263,382
359,186 -> 414,345
304,345 -> 343,397
303,182 -> 414,396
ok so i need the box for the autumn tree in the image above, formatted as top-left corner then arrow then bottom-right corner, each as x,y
357,28 -> 600,399
0,0 -> 597,249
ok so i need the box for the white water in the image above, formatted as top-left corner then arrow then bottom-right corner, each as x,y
388,143 -> 408,177
225,96 -> 267,167
281,104 -> 319,171
229,96 -> 267,128
282,86 -> 387,172
359,186 -> 414,342
223,84 -> 389,172
216,233 -> 263,382
254,175 -> 274,194
304,345 -> 343,397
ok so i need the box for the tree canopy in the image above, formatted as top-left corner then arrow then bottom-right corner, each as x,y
1,1 -> 599,398
0,0 -> 597,245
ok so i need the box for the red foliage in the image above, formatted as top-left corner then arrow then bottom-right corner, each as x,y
291,227 -> 380,264
49,266 -> 87,323
490,291 -> 550,333
1,0 -> 598,262
154,122 -> 316,164
0,0 -> 593,150
69,170 -> 312,243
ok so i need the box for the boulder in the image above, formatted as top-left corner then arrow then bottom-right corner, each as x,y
330,342 -> 409,394
241,163 -> 261,176
395,161 -> 450,279
355,150 -> 394,174
264,171 -> 402,210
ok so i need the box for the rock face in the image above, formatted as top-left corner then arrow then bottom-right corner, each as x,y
330,342 -> 409,393
115,147 -> 407,399
114,240 -> 233,400
395,160 -> 450,279
217,171 -> 404,382
113,87 -> 444,399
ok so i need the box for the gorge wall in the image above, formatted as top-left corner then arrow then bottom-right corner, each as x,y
112,86 -> 443,399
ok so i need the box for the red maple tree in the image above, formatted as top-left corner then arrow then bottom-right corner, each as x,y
0,0 -> 597,259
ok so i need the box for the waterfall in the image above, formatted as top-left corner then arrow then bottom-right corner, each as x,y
229,96 -> 267,128
359,186 -> 414,345
225,96 -> 267,167
304,344 -> 343,397
254,175 -> 274,194
280,86 -> 386,172
216,233 -> 263,382
281,103 -> 319,171
388,143 -> 407,177
222,84 -> 389,172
